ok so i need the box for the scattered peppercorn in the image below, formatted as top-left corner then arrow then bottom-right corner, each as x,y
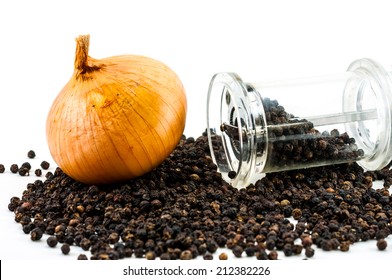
77,254 -> 88,260
377,239 -> 387,251
0,164 -> 5,173
47,236 -> 58,247
18,167 -> 29,176
10,164 -> 18,173
27,150 -> 36,159
40,161 -> 50,170
21,162 -> 31,171
219,252 -> 228,260
61,244 -> 70,255
305,247 -> 315,258
35,169 -> 42,177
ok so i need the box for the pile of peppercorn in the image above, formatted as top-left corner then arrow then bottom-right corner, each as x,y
7,133 -> 392,260
261,97 -> 364,171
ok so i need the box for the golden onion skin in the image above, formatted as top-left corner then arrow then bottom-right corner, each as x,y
46,35 -> 187,185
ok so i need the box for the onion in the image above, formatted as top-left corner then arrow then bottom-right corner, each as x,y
46,35 -> 187,185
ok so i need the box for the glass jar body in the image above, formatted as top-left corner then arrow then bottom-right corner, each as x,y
207,58 -> 392,188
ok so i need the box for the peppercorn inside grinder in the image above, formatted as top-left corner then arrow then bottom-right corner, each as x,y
207,58 -> 392,188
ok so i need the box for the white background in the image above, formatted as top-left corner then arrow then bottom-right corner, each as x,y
1,0 -> 392,277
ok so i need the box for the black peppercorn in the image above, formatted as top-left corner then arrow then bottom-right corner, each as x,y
206,239 -> 218,253
377,239 -> 387,251
180,250 -> 193,260
219,252 -> 228,260
0,164 -> 5,173
255,249 -> 268,260
266,238 -> 275,250
35,169 -> 42,177
80,238 -> 91,251
198,243 -> 207,255
160,253 -> 171,260
305,247 -> 315,258
245,245 -> 256,257
47,236 -> 58,247
21,162 -> 31,171
268,250 -> 278,260
291,208 -> 302,220
22,224 -> 33,234
61,244 -> 70,255
301,236 -> 313,247
45,171 -> 53,179
27,150 -> 36,159
124,248 -> 133,258
228,171 -> 237,179
10,164 -> 18,173
40,161 -> 50,170
64,236 -> 74,246
18,167 -> 29,176
150,199 -> 162,209
134,248 -> 144,258
283,243 -> 293,256
145,251 -> 156,260
108,232 -> 119,244
292,244 -> 303,255
77,254 -> 88,260
30,228 -> 43,241
340,241 -> 350,252
232,245 -> 243,258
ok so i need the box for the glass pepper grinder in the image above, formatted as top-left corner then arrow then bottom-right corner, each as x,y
207,58 -> 392,188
